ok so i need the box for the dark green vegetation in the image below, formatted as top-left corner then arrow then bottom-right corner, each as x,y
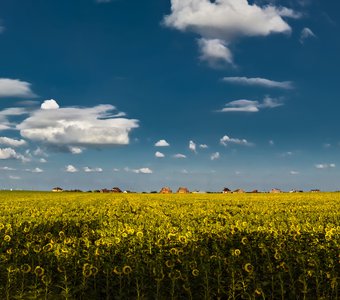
0,192 -> 339,299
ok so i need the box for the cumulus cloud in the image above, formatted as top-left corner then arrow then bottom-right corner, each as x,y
65,165 -> 78,173
0,147 -> 29,162
17,100 -> 138,151
0,78 -> 36,98
210,152 -> 220,160
155,139 -> 170,147
164,0 -> 298,65
155,151 -> 165,158
84,167 -> 103,172
222,76 -> 293,89
173,153 -> 187,159
219,96 -> 283,112
39,158 -> 47,163
189,140 -> 197,153
0,137 -> 27,147
41,99 -> 59,110
315,163 -> 336,169
220,135 -> 253,146
199,144 -> 208,149
198,38 -> 233,65
69,146 -> 84,154
300,27 -> 316,44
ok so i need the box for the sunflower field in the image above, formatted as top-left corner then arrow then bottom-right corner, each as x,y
0,191 -> 339,299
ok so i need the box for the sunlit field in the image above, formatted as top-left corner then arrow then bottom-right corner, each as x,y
0,192 -> 339,299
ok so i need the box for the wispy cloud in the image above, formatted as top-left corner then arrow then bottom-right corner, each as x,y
83,167 -> 103,172
0,78 -> 36,98
219,96 -> 283,113
155,139 -> 170,147
222,77 -> 293,89
220,135 -> 253,146
300,27 -> 316,44
0,166 -> 16,171
315,163 -> 335,169
199,144 -> 208,149
290,170 -> 300,175
25,167 -> 43,173
210,152 -> 220,160
173,153 -> 186,159
164,0 -> 299,66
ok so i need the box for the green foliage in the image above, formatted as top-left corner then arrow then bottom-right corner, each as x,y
0,192 -> 339,299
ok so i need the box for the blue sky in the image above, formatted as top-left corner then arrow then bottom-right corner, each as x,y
0,0 -> 339,191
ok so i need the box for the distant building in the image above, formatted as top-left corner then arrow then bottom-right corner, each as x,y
270,188 -> 282,193
177,187 -> 190,193
159,187 -> 172,194
310,189 -> 320,193
233,189 -> 245,193
222,188 -> 231,193
100,188 -> 110,193
52,187 -> 63,192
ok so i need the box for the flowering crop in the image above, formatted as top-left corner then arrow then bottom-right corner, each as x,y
0,191 -> 339,299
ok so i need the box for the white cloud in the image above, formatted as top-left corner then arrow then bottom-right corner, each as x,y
300,27 -> 316,44
219,96 -> 283,112
9,175 -> 20,180
290,170 -> 299,175
164,0 -> 298,64
0,137 -> 27,147
0,166 -> 16,171
39,158 -> 47,163
198,38 -> 233,65
210,152 -> 220,160
155,139 -> 170,147
41,99 -> 59,110
173,153 -> 187,159
133,167 -> 153,174
181,169 -> 189,174
69,146 -> 84,154
0,107 -> 29,131
222,76 -> 293,89
155,151 -> 165,158
315,163 -> 336,169
113,168 -> 120,172
199,144 -> 208,149
65,165 -> 78,173
189,140 -> 197,153
220,135 -> 253,146
17,100 -> 138,150
0,147 -> 29,162
220,99 -> 259,112
83,167 -> 103,172
26,167 -> 43,173
0,78 -> 36,98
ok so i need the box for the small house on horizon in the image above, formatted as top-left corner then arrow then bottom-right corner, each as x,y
159,187 -> 172,194
222,188 -> 231,193
270,188 -> 282,193
177,187 -> 190,194
52,187 -> 63,192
